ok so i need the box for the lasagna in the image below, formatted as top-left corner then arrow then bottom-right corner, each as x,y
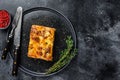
27,25 -> 56,61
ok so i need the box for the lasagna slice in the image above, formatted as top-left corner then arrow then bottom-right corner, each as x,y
28,25 -> 56,61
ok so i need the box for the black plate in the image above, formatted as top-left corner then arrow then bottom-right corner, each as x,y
10,7 -> 77,77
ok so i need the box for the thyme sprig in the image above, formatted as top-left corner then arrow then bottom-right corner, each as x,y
46,36 -> 77,74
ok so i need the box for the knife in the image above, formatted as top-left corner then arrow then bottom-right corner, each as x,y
12,7 -> 23,76
1,7 -> 22,60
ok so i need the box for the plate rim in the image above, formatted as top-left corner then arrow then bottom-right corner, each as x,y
10,7 -> 77,77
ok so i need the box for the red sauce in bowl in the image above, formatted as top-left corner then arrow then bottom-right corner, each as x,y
0,10 -> 10,29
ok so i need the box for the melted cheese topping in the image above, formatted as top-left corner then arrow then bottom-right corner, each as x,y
27,25 -> 56,61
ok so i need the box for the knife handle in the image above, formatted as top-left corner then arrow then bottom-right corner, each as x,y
1,38 -> 12,60
12,47 -> 19,76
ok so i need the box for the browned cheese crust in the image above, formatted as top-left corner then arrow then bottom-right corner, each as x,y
28,25 -> 56,61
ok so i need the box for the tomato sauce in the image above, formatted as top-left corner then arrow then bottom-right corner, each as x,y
0,10 -> 10,28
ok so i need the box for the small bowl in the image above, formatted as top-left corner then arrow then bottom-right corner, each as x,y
0,10 -> 11,29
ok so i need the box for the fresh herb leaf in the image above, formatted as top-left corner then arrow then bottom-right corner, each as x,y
46,36 -> 77,74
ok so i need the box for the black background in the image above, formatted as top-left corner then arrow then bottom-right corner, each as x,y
1,0 -> 120,80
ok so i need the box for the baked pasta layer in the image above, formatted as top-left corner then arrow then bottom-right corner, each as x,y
28,25 -> 56,61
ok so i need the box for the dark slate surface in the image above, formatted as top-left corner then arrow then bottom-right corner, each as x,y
1,0 -> 120,80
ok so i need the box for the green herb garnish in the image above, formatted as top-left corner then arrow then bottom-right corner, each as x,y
46,36 -> 77,74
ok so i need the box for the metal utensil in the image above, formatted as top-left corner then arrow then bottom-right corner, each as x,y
12,6 -> 23,76
1,7 -> 22,60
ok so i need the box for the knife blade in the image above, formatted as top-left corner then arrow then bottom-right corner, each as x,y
12,6 -> 23,76
1,7 -> 22,60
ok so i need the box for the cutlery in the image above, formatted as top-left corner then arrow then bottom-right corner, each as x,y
12,6 -> 23,76
1,7 -> 22,60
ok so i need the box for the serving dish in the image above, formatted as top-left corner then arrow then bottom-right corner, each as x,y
9,7 -> 77,77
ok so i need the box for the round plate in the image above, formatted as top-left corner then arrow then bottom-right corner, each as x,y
11,7 -> 77,77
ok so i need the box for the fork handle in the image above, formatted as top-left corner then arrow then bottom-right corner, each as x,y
1,38 -> 11,60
